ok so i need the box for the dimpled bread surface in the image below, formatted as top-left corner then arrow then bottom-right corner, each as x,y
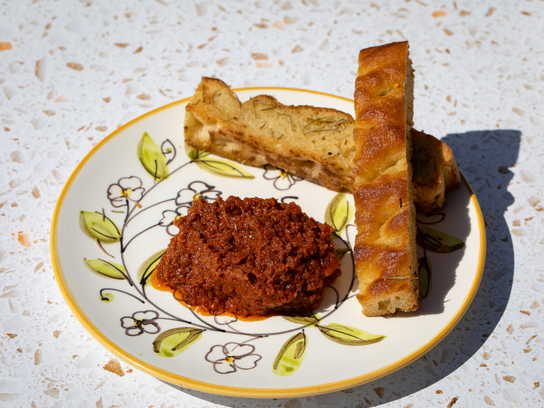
353,41 -> 419,316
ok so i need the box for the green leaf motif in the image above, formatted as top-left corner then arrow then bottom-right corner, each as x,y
318,323 -> 385,346
418,257 -> 432,300
100,293 -> 114,302
79,211 -> 122,243
137,132 -> 169,181
282,314 -> 320,328
153,328 -> 203,358
187,148 -> 210,161
417,225 -> 465,253
325,193 -> 353,235
137,249 -> 167,286
85,258 -> 126,279
188,148 -> 254,179
194,158 -> 255,179
272,332 -> 308,376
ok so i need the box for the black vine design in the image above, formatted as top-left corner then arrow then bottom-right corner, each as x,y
80,133 -> 462,377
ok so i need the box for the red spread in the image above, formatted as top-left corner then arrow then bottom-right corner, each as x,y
155,196 -> 341,317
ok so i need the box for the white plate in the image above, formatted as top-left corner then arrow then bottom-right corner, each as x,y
51,88 -> 485,398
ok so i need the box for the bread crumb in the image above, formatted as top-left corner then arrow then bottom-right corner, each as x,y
103,359 -> 125,377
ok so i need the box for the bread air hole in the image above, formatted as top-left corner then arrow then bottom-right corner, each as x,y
378,299 -> 391,310
292,158 -> 317,173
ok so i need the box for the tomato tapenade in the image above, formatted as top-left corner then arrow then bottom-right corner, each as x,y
155,196 -> 341,317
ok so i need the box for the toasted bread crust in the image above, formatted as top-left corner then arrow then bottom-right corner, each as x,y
185,77 -> 355,192
412,129 -> 461,214
184,77 -> 458,214
353,41 -> 419,316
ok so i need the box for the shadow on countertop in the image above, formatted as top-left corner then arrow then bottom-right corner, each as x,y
168,129 -> 520,407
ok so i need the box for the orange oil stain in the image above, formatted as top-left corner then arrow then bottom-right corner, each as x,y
149,271 -> 274,322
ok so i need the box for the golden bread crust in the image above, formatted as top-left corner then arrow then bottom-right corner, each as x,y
353,41 -> 419,317
184,77 -> 459,215
185,77 -> 355,192
411,129 -> 461,214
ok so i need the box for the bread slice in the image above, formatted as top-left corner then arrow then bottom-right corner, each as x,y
412,129 -> 460,214
185,77 -> 356,192
185,77 -> 458,214
352,41 -> 419,316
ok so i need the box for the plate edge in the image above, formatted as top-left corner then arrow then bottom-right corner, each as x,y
49,90 -> 487,398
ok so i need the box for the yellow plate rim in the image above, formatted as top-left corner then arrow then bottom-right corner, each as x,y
50,87 -> 486,398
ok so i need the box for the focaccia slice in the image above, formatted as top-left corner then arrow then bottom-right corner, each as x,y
185,77 -> 459,214
353,41 -> 419,316
185,77 -> 356,192
412,129 -> 461,214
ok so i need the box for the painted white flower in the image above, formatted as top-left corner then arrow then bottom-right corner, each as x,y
205,342 -> 262,374
158,206 -> 190,236
175,181 -> 221,205
263,165 -> 303,191
120,310 -> 160,336
108,176 -> 145,208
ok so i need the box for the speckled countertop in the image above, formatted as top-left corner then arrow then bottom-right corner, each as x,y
1,0 -> 543,407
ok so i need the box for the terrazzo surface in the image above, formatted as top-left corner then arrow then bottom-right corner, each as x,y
1,0 -> 543,406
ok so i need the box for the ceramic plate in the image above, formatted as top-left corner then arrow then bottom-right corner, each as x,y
51,88 -> 485,398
